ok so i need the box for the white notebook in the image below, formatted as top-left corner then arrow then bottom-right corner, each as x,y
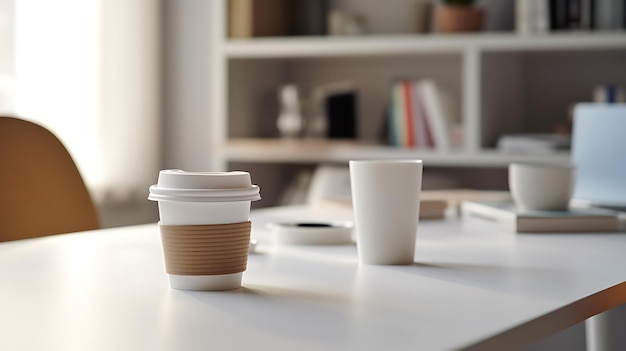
461,201 -> 620,233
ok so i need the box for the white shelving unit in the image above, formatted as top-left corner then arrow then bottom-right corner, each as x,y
215,31 -> 626,165
224,138 -> 570,167
198,1 -> 626,205
224,32 -> 626,58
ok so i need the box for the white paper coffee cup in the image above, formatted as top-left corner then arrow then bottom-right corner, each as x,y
349,160 -> 423,265
148,170 -> 260,290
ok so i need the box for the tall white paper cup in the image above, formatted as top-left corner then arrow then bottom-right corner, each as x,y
349,160 -> 423,265
148,170 -> 260,290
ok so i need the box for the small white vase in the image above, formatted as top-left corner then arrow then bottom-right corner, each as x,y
277,84 -> 303,138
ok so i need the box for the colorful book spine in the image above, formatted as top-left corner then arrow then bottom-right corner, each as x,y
410,81 -> 427,149
418,79 -> 450,151
388,82 -> 406,147
412,82 -> 435,148
388,79 -> 448,149
388,84 -> 398,146
393,83 -> 406,146
402,81 -> 416,148
393,82 -> 407,147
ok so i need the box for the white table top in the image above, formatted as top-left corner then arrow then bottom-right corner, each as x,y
1,205 -> 625,351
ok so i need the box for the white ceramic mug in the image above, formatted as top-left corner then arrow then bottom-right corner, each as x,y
349,160 -> 423,265
508,163 -> 574,211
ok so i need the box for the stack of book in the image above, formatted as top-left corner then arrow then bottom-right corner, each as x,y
387,79 -> 455,151
319,196 -> 449,220
228,0 -> 329,38
320,190 -> 513,220
462,201 -> 620,233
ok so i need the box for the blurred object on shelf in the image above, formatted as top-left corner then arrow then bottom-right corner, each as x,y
594,0 -> 626,31
449,123 -> 465,148
516,0 -> 626,35
548,0 -> 625,32
594,84 -> 626,104
414,1 -> 433,33
328,10 -> 367,36
275,81 -> 358,140
435,0 -> 485,33
516,0 -> 550,35
292,0 -> 329,36
497,133 -> 571,153
305,81 -> 358,139
228,0 -> 291,38
326,92 -> 357,139
550,0 -> 582,30
277,84 -> 303,138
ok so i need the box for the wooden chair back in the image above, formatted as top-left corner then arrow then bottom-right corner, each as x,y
0,117 -> 99,241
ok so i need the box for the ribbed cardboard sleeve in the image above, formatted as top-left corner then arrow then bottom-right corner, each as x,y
159,221 -> 252,276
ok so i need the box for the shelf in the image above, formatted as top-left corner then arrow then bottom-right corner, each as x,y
224,32 -> 626,59
224,139 -> 570,168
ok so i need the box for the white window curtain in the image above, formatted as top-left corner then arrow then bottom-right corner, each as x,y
13,0 -> 160,203
0,0 -> 14,113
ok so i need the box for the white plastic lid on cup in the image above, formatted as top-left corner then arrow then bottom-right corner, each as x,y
148,169 -> 261,225
148,170 -> 260,203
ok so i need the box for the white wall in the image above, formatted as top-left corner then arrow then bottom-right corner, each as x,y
12,0 -> 162,228
0,0 -> 12,74
162,0 -> 218,171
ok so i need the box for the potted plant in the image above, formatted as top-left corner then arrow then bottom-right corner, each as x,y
434,0 -> 485,33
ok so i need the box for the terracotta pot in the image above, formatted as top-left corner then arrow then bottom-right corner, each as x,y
435,5 -> 485,33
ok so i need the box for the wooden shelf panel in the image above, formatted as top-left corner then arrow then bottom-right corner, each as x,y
224,32 -> 626,59
224,139 -> 570,168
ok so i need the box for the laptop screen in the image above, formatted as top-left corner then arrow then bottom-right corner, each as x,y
572,104 -> 626,208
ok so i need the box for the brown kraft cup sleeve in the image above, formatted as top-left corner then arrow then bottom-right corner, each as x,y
159,221 -> 252,276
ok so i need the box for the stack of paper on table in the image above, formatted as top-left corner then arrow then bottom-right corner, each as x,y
319,189 -> 512,220
321,196 -> 447,220
420,189 -> 511,211
461,201 -> 620,233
